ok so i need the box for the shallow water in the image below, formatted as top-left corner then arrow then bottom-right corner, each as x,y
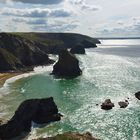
0,39 -> 140,140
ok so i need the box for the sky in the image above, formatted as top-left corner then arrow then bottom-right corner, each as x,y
0,0 -> 140,37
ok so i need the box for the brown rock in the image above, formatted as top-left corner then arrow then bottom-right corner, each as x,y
118,101 -> 129,108
101,99 -> 114,110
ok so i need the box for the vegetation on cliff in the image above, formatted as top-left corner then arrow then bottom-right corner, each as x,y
34,132 -> 100,140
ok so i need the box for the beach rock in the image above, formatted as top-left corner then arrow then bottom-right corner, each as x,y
101,99 -> 115,110
52,49 -> 82,78
34,132 -> 100,140
0,97 -> 62,140
70,44 -> 85,54
118,101 -> 129,108
135,91 -> 140,100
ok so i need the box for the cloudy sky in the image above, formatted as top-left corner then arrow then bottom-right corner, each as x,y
0,0 -> 140,37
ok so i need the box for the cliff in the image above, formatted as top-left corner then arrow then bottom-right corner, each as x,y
0,32 -> 100,72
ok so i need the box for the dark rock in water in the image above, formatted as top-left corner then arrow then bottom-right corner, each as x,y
101,99 -> 115,110
70,44 -> 85,54
118,101 -> 129,108
52,49 -> 82,78
125,99 -> 128,102
0,97 -> 62,140
34,132 -> 100,140
82,40 -> 97,48
135,91 -> 140,100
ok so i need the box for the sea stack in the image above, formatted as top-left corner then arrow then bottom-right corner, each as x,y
101,99 -> 115,110
0,97 -> 62,140
135,91 -> 140,100
70,44 -> 86,54
118,101 -> 129,108
52,49 -> 82,78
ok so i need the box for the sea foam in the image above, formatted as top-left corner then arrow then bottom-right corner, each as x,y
0,65 -> 53,98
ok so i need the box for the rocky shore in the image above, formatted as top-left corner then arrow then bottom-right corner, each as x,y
34,132 -> 100,140
0,97 -> 62,140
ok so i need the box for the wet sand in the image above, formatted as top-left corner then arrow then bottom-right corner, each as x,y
0,73 -> 23,86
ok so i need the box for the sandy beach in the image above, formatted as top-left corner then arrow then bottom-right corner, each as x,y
0,73 -> 23,86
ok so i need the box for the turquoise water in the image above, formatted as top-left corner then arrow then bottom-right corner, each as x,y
0,39 -> 140,140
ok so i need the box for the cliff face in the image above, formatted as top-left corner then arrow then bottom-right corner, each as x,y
52,49 -> 82,77
12,33 -> 100,54
0,33 -> 100,72
0,97 -> 62,140
0,48 -> 23,71
0,33 -> 53,72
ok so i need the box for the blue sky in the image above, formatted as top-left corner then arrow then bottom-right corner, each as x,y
0,0 -> 140,37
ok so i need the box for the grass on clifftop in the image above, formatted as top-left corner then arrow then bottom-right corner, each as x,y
35,132 -> 99,140
11,33 -> 64,46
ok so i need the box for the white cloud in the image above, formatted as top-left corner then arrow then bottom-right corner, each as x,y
12,18 -> 47,25
1,8 -> 72,18
31,20 -> 79,32
0,0 -> 140,37
68,0 -> 101,11
95,17 -> 140,37
1,0 -> 63,5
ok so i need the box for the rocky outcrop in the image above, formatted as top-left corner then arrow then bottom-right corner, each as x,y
70,44 -> 85,54
52,49 -> 82,78
101,99 -> 115,110
135,91 -> 140,100
0,48 -> 23,71
34,132 -> 100,140
0,97 -> 62,140
81,40 -> 97,48
118,101 -> 129,108
0,33 -> 54,72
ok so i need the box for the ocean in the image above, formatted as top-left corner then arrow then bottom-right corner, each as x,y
0,39 -> 140,140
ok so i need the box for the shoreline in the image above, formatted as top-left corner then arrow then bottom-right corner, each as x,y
0,72 -> 23,86
0,65 -> 52,87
